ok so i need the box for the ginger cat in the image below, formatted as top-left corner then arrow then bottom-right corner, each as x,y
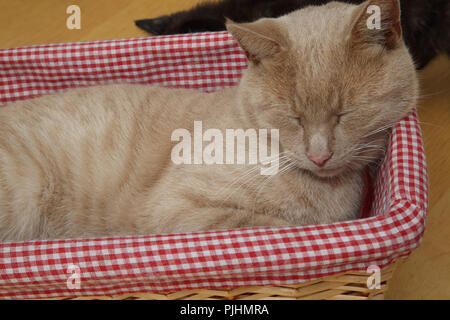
0,0 -> 417,241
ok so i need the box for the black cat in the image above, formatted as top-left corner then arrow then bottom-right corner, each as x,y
135,0 -> 450,70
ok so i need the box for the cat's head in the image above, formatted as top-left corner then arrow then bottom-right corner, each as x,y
227,0 -> 418,178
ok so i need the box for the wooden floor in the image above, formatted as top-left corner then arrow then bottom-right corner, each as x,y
1,0 -> 449,299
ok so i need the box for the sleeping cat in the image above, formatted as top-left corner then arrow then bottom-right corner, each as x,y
136,0 -> 450,70
0,0 -> 417,241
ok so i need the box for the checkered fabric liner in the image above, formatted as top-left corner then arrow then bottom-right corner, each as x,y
0,32 -> 428,299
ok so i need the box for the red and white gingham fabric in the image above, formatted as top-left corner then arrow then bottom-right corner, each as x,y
0,32 -> 428,299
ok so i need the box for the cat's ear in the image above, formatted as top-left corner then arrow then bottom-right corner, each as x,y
350,0 -> 402,50
226,18 -> 283,64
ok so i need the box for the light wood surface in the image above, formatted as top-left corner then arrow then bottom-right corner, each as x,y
1,0 -> 449,299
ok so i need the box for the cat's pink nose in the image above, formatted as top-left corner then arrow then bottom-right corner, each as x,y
307,152 -> 332,167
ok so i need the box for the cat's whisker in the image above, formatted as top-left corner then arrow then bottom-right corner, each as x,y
349,157 -> 380,166
235,157 -> 293,210
350,155 -> 378,160
416,87 -> 450,99
416,120 -> 445,130
354,148 -> 386,156
253,162 -> 297,208
249,160 -> 296,215
361,124 -> 395,138
352,143 -> 385,152
355,148 -> 385,154
218,154 -> 291,204
216,165 -> 262,200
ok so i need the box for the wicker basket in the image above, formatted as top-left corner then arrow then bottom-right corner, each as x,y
0,32 -> 427,300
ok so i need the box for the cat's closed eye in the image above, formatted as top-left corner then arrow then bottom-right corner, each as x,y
336,111 -> 353,123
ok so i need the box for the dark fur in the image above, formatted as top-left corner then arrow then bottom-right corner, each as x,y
135,0 -> 450,69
